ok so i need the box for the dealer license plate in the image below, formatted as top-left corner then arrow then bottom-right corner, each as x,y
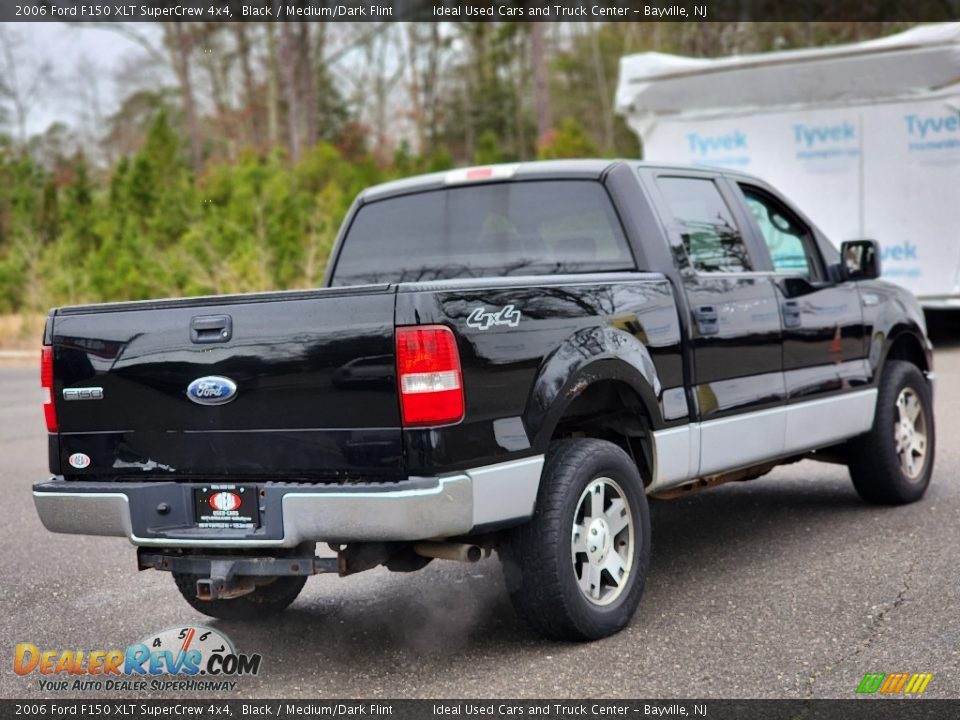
194,484 -> 260,530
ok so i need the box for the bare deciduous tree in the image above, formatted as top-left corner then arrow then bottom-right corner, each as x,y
162,22 -> 203,173
278,20 -> 302,162
531,22 -> 551,145
0,28 -> 53,145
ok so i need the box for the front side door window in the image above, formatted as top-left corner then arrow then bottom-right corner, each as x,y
739,185 -> 821,279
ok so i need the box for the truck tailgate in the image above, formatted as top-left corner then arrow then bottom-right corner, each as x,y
49,285 -> 401,479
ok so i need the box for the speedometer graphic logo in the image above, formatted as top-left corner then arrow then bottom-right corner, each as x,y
132,625 -> 261,676
139,625 -> 235,672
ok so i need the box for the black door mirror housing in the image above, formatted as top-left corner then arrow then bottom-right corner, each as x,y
839,239 -> 882,281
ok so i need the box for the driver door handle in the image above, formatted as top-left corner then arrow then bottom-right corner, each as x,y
694,306 -> 719,336
781,300 -> 801,329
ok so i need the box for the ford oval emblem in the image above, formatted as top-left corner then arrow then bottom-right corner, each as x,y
186,376 -> 238,406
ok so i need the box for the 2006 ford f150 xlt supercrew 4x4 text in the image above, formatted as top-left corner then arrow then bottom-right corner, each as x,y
33,161 -> 935,640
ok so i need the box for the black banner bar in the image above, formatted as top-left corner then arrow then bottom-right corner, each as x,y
4,0 -> 960,22
1,700 -> 958,720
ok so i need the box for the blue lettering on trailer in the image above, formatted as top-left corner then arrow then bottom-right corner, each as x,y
905,113 -> 960,139
685,131 -> 750,167
880,242 -> 922,279
792,121 -> 859,161
905,113 -> 960,153
792,121 -> 856,147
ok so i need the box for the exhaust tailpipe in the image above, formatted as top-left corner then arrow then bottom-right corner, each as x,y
413,542 -> 482,563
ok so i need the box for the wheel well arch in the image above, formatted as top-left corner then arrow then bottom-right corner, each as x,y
885,331 -> 929,374
547,379 -> 655,487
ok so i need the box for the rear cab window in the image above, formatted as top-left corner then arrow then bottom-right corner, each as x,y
331,180 -> 636,286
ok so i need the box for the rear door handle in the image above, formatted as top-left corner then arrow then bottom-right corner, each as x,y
190,314 -> 232,344
694,306 -> 719,336
781,300 -> 801,329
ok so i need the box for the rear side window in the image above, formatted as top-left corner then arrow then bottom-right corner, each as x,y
331,180 -> 634,286
657,177 -> 753,273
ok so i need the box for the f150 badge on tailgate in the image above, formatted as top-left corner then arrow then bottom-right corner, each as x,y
467,304 -> 522,330
62,387 -> 103,401
186,376 -> 238,406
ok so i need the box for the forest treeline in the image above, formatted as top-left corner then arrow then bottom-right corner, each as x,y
0,21 -> 911,311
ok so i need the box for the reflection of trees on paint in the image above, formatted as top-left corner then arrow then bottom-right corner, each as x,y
681,220 -> 753,273
442,284 -> 626,320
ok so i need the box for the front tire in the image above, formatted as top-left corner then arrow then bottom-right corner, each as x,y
848,360 -> 935,504
173,573 -> 307,621
500,439 -> 651,641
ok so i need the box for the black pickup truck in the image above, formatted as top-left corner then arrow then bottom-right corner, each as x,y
34,160 -> 935,640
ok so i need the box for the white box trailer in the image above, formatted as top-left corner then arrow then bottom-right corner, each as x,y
615,23 -> 960,308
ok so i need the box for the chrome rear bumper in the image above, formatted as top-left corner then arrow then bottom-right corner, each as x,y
33,456 -> 544,548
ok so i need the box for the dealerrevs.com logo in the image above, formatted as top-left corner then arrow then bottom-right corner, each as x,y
856,672 -> 933,696
14,625 -> 261,693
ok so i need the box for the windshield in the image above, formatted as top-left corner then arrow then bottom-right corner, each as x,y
331,180 -> 635,286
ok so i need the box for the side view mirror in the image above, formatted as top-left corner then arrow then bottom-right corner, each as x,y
839,239 -> 882,281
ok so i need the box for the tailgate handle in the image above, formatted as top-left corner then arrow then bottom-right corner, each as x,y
190,315 -> 232,344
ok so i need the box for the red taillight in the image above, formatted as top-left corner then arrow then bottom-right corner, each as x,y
41,346 -> 57,432
395,326 -> 464,427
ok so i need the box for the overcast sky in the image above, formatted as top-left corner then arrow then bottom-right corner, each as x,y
7,21 -> 418,153
8,22 -> 162,135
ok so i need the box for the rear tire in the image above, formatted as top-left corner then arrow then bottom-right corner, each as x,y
848,360 -> 935,504
500,439 -> 650,641
173,573 -> 306,620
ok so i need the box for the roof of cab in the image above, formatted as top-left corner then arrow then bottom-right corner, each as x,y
358,158 -> 765,202
359,159 -> 615,202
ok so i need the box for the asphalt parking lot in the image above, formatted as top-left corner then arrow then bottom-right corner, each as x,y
2,327 -> 959,700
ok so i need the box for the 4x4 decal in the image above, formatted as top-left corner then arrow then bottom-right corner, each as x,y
466,305 -> 522,330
